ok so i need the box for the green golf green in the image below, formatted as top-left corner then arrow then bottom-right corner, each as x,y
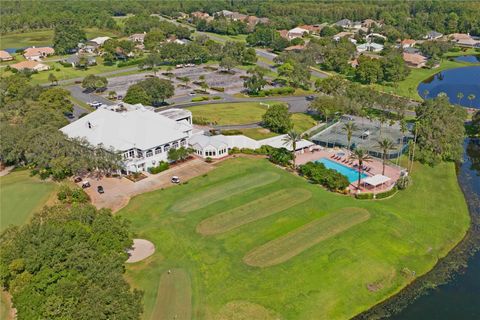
0,170 -> 56,232
119,157 -> 469,320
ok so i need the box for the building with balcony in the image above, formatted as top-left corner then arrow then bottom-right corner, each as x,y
60,105 -> 192,173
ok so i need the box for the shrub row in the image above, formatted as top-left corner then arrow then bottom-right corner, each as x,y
210,86 -> 225,92
191,96 -> 210,102
263,86 -> 295,96
228,145 -> 274,156
299,162 -> 350,192
117,58 -> 145,68
355,186 -> 398,199
148,161 -> 169,174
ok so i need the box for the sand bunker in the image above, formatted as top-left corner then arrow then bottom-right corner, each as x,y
126,239 -> 155,263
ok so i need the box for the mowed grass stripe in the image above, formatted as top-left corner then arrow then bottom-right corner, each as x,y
243,208 -> 371,267
151,268 -> 191,320
171,171 -> 280,213
197,188 -> 312,236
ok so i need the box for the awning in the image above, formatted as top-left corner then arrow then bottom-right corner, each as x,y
363,174 -> 391,187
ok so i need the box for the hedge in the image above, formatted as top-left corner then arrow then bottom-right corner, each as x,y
210,87 -> 225,92
148,161 -> 169,174
117,58 -> 144,67
191,96 -> 210,102
355,186 -> 398,199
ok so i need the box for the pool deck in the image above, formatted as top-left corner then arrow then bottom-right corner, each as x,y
296,147 -> 402,194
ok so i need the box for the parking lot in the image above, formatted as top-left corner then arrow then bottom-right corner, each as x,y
103,64 -> 250,99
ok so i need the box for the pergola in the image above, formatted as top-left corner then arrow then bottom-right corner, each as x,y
363,174 -> 391,189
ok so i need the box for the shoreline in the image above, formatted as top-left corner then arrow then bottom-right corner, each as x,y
352,138 -> 480,319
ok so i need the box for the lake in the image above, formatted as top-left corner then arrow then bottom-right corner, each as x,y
390,138 -> 480,320
418,66 -> 480,108
454,55 -> 480,63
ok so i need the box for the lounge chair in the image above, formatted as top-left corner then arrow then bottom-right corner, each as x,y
330,155 -> 335,158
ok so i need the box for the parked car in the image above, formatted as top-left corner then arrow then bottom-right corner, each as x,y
171,176 -> 180,184
81,181 -> 91,188
64,112 -> 75,119
97,186 -> 104,194
306,95 -> 315,101
88,101 -> 102,109
74,176 -> 82,183
189,92 -> 196,96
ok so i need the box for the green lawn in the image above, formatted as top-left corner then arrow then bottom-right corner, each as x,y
188,102 -> 317,133
0,28 -> 120,49
292,113 -> 318,133
0,57 -> 142,85
0,170 -> 57,232
372,58 -> 479,100
188,102 -> 272,125
120,157 -> 469,320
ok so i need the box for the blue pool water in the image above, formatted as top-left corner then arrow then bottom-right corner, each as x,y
315,158 -> 367,183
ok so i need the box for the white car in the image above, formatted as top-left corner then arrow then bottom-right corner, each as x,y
171,176 -> 180,184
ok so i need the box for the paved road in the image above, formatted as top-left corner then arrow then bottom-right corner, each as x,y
44,66 -> 142,87
155,15 -> 329,79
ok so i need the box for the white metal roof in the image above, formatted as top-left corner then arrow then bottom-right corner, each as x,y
189,133 -> 314,152
363,174 -> 391,186
60,108 -> 191,151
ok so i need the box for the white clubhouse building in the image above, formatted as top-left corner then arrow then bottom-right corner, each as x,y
61,103 -> 314,172
61,104 -> 192,173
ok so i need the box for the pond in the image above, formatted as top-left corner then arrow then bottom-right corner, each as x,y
417,66 -> 480,108
390,138 -> 480,320
454,55 -> 480,63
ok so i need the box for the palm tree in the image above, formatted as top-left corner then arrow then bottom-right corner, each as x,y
342,121 -> 357,151
457,92 -> 464,105
377,138 -> 395,175
282,130 -> 302,168
349,149 -> 372,189
468,94 -> 476,107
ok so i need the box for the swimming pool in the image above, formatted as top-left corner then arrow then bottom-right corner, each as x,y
315,158 -> 367,183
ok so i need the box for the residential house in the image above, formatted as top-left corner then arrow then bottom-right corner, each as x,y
190,11 -> 213,22
333,31 -> 355,42
245,16 -> 270,30
362,19 -> 379,28
402,52 -> 427,68
449,33 -> 480,47
129,33 -> 146,44
60,105 -> 193,173
10,60 -> 50,71
351,21 -> 362,30
23,47 -> 55,60
335,19 -> 352,29
0,50 -> 13,61
356,42 -> 384,53
287,27 -> 309,39
87,36 -> 111,47
64,54 -> 96,68
424,31 -> 443,40
230,12 -> 248,21
400,39 -> 416,48
297,25 -> 322,35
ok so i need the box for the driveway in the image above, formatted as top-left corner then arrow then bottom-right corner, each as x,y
80,158 -> 214,212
